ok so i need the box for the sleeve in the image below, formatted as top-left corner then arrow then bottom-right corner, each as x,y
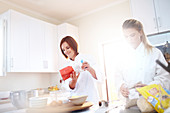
148,49 -> 170,90
114,65 -> 126,99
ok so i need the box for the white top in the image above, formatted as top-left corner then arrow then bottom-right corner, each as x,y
119,43 -> 170,90
63,53 -> 104,104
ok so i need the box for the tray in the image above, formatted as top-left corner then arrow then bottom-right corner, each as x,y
26,101 -> 93,113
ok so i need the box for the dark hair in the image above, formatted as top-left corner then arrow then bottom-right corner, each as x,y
60,36 -> 79,59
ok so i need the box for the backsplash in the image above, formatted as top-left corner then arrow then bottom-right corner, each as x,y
148,32 -> 170,62
0,73 -> 55,91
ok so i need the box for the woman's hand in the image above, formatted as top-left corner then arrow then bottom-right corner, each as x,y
70,71 -> 79,81
81,61 -> 97,79
134,83 -> 147,88
134,83 -> 147,96
120,83 -> 129,98
81,61 -> 90,71
69,71 -> 80,89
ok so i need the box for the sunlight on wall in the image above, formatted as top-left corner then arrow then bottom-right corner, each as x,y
100,36 -> 133,101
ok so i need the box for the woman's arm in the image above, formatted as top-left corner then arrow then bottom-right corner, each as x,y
81,61 -> 97,79
149,49 -> 170,90
69,71 -> 80,89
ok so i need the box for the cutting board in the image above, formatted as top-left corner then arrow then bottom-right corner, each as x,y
26,101 -> 93,113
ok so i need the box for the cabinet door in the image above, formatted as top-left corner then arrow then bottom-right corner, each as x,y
154,0 -> 170,32
29,18 -> 44,72
0,17 -> 5,75
44,23 -> 58,72
10,11 -> 29,72
130,0 -> 158,35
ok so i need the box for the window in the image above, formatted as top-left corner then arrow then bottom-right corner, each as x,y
148,32 -> 170,62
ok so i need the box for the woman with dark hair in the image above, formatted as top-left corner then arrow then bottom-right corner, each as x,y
119,19 -> 170,98
60,36 -> 104,104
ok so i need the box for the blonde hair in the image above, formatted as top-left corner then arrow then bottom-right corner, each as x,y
122,19 -> 153,54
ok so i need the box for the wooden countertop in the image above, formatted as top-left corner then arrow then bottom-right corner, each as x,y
0,100 -> 141,113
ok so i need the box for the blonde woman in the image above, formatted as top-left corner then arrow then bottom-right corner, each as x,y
119,19 -> 170,98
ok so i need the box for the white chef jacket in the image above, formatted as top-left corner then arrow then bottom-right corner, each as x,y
119,43 -> 170,90
63,53 -> 104,104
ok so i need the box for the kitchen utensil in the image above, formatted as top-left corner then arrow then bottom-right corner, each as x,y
99,100 -> 117,107
99,100 -> 109,107
10,90 -> 28,109
156,59 -> 170,73
69,95 -> 88,105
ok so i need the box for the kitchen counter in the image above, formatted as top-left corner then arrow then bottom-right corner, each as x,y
0,100 -> 141,113
71,105 -> 141,113
0,101 -> 25,113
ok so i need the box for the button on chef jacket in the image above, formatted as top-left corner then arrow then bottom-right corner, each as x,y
63,53 -> 104,104
119,43 -> 170,90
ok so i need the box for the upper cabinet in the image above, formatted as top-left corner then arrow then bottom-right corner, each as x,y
43,22 -> 58,72
130,0 -> 170,35
0,10 -> 58,72
0,16 -> 6,76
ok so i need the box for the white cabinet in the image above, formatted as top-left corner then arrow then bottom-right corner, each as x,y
0,16 -> 6,76
44,23 -> 58,72
29,18 -> 45,71
29,19 -> 58,72
1,10 -> 30,72
130,0 -> 170,35
57,23 -> 79,68
9,10 -> 29,72
1,10 -> 58,72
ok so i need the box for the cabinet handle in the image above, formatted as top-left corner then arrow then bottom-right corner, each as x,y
11,58 -> 13,68
3,19 -> 7,75
153,18 -> 157,29
43,60 -> 48,69
157,17 -> 161,28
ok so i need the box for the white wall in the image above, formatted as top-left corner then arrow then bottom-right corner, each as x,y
0,73 -> 52,91
70,0 -> 131,60
69,0 -> 132,100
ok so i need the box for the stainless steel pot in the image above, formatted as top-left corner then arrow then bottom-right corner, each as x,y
10,89 -> 47,109
10,90 -> 28,109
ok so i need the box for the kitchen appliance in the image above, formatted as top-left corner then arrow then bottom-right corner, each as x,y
156,60 -> 170,73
